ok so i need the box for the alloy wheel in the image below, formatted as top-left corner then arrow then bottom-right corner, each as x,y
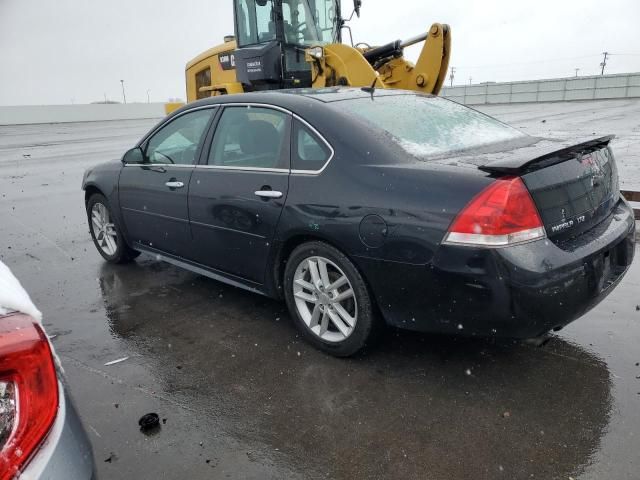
91,203 -> 118,256
292,256 -> 358,343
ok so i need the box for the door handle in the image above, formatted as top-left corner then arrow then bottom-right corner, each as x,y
255,190 -> 283,199
165,181 -> 184,189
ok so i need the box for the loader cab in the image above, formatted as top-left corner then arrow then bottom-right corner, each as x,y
233,0 -> 342,90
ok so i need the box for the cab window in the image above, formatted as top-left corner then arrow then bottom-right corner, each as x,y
282,0 -> 336,45
144,109 -> 214,165
235,0 -> 277,46
292,119 -> 331,171
208,106 -> 290,169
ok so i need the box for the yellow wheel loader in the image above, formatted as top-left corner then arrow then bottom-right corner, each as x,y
184,0 -> 450,103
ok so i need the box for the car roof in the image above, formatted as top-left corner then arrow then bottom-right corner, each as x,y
185,87 -> 432,111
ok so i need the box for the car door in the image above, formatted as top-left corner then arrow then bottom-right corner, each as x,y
119,107 -> 216,258
188,105 -> 291,284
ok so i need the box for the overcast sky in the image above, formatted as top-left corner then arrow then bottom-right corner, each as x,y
1,0 -> 639,105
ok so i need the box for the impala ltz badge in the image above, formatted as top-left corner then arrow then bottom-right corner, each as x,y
551,218 -> 574,233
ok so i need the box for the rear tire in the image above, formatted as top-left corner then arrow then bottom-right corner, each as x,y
284,241 -> 378,357
86,193 -> 139,264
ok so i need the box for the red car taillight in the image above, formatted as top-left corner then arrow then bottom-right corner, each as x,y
0,314 -> 59,480
443,176 -> 546,247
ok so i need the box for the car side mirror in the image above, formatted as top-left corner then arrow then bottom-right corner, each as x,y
122,147 -> 144,164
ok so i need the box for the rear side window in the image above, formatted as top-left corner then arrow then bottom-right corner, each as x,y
337,95 -> 526,158
208,106 -> 290,169
292,120 -> 331,172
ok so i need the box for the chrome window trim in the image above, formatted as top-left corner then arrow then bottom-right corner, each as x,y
215,102 -> 292,115
194,165 -> 289,173
124,102 -> 335,175
123,163 -> 194,168
290,113 -> 335,175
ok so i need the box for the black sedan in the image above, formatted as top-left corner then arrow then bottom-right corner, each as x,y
82,88 -> 635,356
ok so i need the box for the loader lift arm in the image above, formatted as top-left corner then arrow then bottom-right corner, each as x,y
308,23 -> 451,94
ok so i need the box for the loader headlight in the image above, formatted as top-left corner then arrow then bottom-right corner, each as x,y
308,47 -> 324,59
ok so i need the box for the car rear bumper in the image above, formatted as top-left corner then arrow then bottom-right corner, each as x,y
356,199 -> 636,338
19,381 -> 95,479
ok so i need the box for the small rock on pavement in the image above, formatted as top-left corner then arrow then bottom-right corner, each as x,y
104,453 -> 117,463
635,305 -> 639,311
502,411 -> 511,418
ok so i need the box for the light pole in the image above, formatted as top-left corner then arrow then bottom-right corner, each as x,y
146,89 -> 151,103
574,68 -> 580,77
120,79 -> 127,104
600,52 -> 609,76
449,67 -> 456,87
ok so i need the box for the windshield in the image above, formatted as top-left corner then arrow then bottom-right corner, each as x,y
336,94 -> 528,158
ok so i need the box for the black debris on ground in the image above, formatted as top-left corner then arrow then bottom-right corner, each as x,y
139,413 -> 160,432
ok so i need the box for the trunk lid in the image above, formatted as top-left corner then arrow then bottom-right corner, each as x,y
478,136 -> 620,243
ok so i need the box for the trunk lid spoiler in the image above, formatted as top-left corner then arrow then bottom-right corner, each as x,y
477,135 -> 615,175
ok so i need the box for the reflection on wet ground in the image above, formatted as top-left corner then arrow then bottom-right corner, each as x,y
99,260 -> 613,479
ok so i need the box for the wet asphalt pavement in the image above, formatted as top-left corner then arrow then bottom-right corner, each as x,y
1,100 -> 639,479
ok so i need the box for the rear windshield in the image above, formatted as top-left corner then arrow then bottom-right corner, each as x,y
335,94 -> 527,157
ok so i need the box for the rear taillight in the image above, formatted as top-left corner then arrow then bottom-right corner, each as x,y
0,314 -> 59,480
443,176 -> 546,247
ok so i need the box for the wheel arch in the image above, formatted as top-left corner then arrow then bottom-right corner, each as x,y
270,233 -> 376,304
84,183 -> 133,251
84,184 -> 104,205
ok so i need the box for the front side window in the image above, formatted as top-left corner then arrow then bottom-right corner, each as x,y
144,109 -> 214,165
208,106 -> 290,169
235,0 -> 277,46
292,119 -> 331,171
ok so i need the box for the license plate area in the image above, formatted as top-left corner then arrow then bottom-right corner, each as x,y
591,239 -> 632,293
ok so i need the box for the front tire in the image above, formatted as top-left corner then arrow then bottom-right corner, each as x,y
284,241 -> 378,357
86,193 -> 139,264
